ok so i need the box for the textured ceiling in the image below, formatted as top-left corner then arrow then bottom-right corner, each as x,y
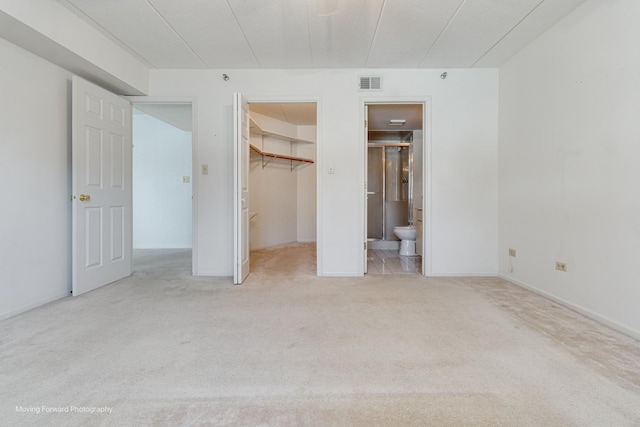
61,0 -> 587,69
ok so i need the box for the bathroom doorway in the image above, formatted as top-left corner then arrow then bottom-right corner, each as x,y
365,103 -> 425,275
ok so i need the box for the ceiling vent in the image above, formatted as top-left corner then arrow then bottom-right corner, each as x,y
359,76 -> 382,91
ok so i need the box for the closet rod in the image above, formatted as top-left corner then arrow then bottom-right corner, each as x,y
249,144 -> 314,165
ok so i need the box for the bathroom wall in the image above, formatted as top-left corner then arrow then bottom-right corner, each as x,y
413,130 -> 424,256
412,130 -> 424,218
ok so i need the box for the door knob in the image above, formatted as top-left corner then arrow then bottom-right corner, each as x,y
79,194 -> 91,202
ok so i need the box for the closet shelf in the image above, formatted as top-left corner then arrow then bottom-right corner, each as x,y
250,117 -> 314,144
250,144 -> 314,167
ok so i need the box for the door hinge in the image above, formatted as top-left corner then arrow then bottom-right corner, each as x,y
364,242 -> 367,250
364,119 -> 367,128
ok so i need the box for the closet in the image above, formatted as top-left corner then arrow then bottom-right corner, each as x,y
248,103 -> 317,250
249,117 -> 314,170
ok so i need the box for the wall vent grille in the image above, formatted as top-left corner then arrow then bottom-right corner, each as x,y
359,76 -> 382,91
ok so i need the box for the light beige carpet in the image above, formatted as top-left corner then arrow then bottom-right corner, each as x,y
1,243 -> 640,426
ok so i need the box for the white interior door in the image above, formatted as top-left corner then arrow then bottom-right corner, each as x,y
233,93 -> 250,284
364,105 -> 369,274
72,76 -> 132,295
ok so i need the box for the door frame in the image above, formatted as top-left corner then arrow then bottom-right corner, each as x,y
360,96 -> 432,276
244,95 -> 323,275
127,96 -> 198,275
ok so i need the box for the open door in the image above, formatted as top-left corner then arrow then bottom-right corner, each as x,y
72,76 -> 132,295
233,93 -> 250,284
363,105 -> 369,274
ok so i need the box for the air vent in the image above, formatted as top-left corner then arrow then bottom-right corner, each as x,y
359,76 -> 382,91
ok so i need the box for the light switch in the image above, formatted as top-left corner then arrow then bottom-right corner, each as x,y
328,164 -> 335,174
202,164 -> 209,175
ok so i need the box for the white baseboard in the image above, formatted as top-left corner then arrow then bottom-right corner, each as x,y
194,270 -> 231,277
0,291 -> 70,321
319,272 -> 361,277
499,273 -> 640,341
429,272 -> 497,277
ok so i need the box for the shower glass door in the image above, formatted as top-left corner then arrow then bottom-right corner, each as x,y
367,147 -> 384,240
384,146 -> 409,240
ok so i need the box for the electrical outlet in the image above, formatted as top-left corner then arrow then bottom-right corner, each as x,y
555,261 -> 567,272
182,176 -> 190,183
509,248 -> 516,257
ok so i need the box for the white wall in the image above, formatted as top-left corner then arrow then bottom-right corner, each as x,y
296,125 -> 317,243
499,0 -> 640,338
148,68 -> 499,276
249,132 -> 298,249
133,113 -> 192,249
0,38 -> 72,319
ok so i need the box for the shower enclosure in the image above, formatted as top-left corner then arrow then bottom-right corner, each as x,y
367,132 -> 413,242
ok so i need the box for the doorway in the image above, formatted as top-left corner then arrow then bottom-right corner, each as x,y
247,101 -> 318,275
365,102 -> 426,275
131,102 -> 194,274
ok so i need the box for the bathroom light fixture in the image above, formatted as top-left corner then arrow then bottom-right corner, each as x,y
388,119 -> 406,127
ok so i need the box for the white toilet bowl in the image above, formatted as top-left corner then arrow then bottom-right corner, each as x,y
393,226 -> 417,256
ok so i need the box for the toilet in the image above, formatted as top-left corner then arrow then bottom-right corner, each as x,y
393,226 -> 417,256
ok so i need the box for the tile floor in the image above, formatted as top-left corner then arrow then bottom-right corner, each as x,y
367,248 -> 422,275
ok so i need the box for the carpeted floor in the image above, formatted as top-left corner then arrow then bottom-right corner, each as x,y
1,243 -> 640,426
